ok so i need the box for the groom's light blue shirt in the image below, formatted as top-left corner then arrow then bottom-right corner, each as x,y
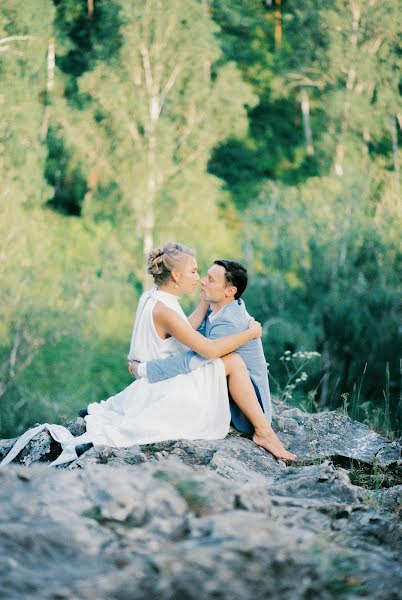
141,298 -> 272,434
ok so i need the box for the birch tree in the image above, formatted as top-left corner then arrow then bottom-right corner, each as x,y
324,0 -> 401,177
66,0 -> 254,283
0,1 -> 54,208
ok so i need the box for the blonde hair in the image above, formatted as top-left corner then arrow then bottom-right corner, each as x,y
147,241 -> 195,285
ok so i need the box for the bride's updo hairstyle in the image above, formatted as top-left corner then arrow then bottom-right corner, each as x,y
147,242 -> 195,286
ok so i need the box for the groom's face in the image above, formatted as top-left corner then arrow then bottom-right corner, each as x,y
201,264 -> 234,303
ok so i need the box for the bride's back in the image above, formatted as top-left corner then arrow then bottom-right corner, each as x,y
127,288 -> 187,363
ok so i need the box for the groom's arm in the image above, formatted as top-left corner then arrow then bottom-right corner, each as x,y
144,349 -> 210,383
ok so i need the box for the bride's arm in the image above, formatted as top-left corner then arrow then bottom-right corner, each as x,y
187,299 -> 210,330
155,305 -> 261,360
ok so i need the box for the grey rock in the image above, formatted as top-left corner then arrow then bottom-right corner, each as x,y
274,408 -> 402,467
0,429 -> 61,466
70,444 -> 147,469
168,438 -> 221,465
18,430 -> 61,466
374,441 -> 402,468
1,401 -> 402,599
70,510 -> 402,600
64,418 -> 87,437
268,463 -> 366,504
0,418 -> 85,466
0,437 -> 17,461
209,436 -> 285,483
371,485 -> 402,516
146,457 -> 271,516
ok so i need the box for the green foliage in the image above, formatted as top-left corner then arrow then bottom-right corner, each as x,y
0,203 -> 137,436
242,176 -> 401,429
54,0 -> 122,78
0,0 -> 54,208
0,0 -> 401,437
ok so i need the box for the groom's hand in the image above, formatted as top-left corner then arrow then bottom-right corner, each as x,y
128,360 -> 140,378
248,317 -> 262,339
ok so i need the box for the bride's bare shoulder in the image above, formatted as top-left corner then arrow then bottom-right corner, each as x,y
152,301 -> 183,338
152,301 -> 178,322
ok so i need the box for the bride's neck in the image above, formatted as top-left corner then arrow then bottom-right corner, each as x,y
157,282 -> 180,297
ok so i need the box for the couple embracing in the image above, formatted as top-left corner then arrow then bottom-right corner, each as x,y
1,242 -> 296,467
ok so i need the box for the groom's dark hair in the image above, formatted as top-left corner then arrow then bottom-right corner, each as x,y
214,260 -> 248,300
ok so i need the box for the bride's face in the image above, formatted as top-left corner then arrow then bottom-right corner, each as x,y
175,255 -> 200,295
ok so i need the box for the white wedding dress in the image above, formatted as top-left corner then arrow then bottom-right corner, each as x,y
1,287 -> 230,467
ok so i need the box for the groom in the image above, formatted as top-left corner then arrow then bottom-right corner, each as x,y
128,260 -> 272,435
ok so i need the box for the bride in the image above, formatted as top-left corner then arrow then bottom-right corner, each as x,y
1,242 -> 296,467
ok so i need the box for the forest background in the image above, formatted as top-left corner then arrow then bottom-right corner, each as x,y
0,0 -> 401,439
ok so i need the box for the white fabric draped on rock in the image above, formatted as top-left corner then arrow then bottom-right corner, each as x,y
0,424 -> 92,467
1,287 -> 230,467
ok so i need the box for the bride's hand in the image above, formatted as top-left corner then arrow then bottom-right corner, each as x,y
128,360 -> 140,378
248,317 -> 262,339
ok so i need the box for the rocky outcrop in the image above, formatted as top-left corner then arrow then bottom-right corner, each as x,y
0,400 -> 401,599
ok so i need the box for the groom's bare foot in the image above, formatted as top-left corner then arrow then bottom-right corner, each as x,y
253,427 -> 297,461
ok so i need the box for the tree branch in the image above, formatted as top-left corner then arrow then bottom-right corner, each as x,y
128,121 -> 144,150
139,45 -> 153,91
286,73 -> 325,90
159,64 -> 181,114
0,35 -> 35,45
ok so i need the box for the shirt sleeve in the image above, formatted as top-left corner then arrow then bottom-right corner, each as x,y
146,350 -> 208,383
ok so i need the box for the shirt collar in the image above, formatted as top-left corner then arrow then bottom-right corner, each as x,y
208,306 -> 225,322
208,299 -> 240,322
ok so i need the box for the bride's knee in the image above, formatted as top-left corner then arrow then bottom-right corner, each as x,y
222,352 -> 245,375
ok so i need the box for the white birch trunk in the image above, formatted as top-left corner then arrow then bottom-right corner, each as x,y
139,36 -> 181,287
300,87 -> 314,156
335,3 -> 360,177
